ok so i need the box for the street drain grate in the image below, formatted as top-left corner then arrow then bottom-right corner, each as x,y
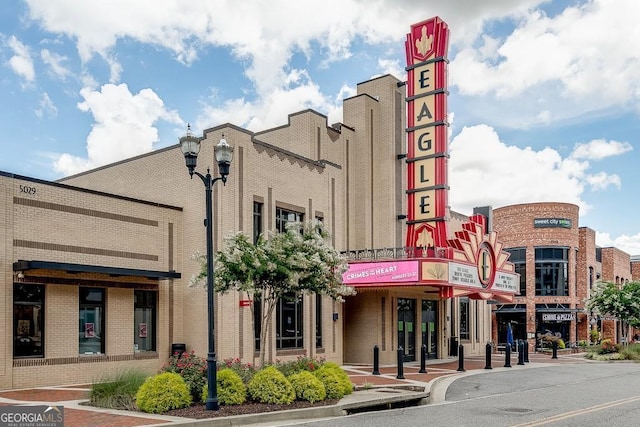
503,408 -> 533,413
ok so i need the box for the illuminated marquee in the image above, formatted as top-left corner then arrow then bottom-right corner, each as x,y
404,17 -> 450,249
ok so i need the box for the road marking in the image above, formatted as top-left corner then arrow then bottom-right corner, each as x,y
511,395 -> 640,426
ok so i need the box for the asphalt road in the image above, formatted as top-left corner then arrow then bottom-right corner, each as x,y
292,362 -> 640,427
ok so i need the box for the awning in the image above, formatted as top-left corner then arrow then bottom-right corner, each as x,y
494,304 -> 526,313
13,260 -> 180,279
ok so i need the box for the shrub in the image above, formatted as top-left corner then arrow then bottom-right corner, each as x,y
274,355 -> 325,377
599,339 -> 619,354
135,372 -> 192,414
557,339 -> 565,349
247,366 -> 295,404
90,370 -> 148,410
313,363 -> 353,399
578,340 -> 588,347
590,329 -> 600,344
201,368 -> 246,405
288,371 -> 326,403
222,357 -> 257,384
163,350 -> 206,401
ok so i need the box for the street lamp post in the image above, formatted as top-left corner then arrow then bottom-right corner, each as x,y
180,124 -> 233,411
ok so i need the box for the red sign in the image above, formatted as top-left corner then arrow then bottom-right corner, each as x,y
404,17 -> 450,249
239,300 -> 252,307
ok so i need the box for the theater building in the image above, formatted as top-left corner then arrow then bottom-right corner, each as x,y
1,17 -> 519,390
491,202 -> 635,348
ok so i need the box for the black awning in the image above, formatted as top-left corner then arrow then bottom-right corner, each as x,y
13,260 -> 180,279
494,304 -> 526,313
535,303 -> 581,313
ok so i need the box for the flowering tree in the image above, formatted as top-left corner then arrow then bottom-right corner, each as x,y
586,281 -> 640,343
191,220 -> 353,366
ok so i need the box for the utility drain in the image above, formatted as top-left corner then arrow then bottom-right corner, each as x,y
502,407 -> 533,413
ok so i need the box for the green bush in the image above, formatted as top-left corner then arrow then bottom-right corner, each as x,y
288,371 -> 326,403
599,339 -> 620,354
557,339 -> 565,349
135,372 -> 192,414
222,357 -> 257,384
274,355 -> 325,377
247,366 -> 295,404
313,363 -> 353,399
90,370 -> 148,410
162,350 -> 206,401
201,368 -> 246,405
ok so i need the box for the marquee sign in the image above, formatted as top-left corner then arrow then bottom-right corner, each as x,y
404,17 -> 450,249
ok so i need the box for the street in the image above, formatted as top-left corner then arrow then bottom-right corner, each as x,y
293,362 -> 640,426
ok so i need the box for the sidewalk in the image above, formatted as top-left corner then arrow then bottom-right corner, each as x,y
0,351 -> 588,427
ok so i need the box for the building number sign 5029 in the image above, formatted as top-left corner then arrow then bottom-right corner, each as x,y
19,185 -> 37,195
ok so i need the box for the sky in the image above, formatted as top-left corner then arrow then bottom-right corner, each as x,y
1,0 -> 639,255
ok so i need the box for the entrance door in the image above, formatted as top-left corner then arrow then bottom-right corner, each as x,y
397,298 -> 416,362
421,300 -> 438,359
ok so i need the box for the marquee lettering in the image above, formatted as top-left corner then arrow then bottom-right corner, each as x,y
418,68 -> 432,90
417,131 -> 432,152
416,102 -> 433,121
420,195 -> 431,214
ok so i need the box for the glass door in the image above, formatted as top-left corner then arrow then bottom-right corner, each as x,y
397,298 -> 416,362
421,300 -> 438,359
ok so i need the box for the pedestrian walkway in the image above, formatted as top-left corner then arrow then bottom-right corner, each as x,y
0,351 -> 588,427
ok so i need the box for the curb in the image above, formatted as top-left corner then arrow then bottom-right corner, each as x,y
167,388 -> 429,426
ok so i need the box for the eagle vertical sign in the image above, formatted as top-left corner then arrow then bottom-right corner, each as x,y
405,17 -> 450,250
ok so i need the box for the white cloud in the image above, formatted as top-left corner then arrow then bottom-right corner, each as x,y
596,231 -> 640,257
450,0 -> 640,126
448,124 -> 626,216
35,92 -> 58,119
6,36 -> 35,85
53,83 -> 181,175
570,139 -> 634,160
40,49 -> 71,80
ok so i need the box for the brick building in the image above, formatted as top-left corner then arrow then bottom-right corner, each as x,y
492,202 -> 638,349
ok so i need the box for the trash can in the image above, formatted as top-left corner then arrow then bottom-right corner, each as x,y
450,337 -> 458,357
171,343 -> 186,358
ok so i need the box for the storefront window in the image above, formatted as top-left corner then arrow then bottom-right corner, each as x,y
134,290 -> 156,352
276,207 -> 303,232
79,288 -> 105,354
535,247 -> 569,296
14,283 -> 45,358
505,248 -> 527,296
276,293 -> 303,349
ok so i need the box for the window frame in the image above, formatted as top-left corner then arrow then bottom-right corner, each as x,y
13,283 -> 45,359
79,287 -> 106,355
134,290 -> 157,352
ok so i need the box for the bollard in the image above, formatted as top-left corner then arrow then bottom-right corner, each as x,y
397,346 -> 405,379
484,342 -> 493,369
419,344 -> 427,373
372,345 -> 380,375
517,340 -> 525,365
552,340 -> 558,359
457,344 -> 465,372
524,340 -> 530,363
504,344 -> 512,367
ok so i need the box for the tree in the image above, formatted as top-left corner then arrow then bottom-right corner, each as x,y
191,220 -> 354,366
586,281 -> 640,343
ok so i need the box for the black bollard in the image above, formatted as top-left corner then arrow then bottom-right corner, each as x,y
517,341 -> 525,365
484,342 -> 493,369
457,344 -> 465,372
524,340 -> 530,363
419,344 -> 427,373
372,345 -> 380,375
397,346 -> 405,379
504,344 -> 512,367
552,340 -> 558,359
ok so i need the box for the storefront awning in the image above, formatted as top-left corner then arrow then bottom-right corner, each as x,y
13,260 -> 180,279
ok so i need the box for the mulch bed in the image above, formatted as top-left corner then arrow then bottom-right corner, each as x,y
165,399 -> 339,419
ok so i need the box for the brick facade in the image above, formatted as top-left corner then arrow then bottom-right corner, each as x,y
492,202 -> 633,349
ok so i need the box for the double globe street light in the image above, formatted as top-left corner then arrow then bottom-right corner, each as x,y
180,124 -> 233,411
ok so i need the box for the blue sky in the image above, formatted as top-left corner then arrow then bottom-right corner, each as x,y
1,0 -> 639,255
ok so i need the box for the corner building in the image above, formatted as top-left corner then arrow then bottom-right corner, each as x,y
492,202 -> 634,348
